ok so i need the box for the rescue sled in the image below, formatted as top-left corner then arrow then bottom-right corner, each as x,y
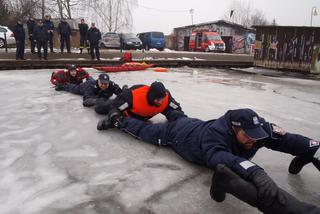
93,62 -> 154,72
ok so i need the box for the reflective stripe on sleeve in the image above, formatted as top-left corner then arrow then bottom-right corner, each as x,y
239,160 -> 256,170
314,147 -> 320,160
118,102 -> 129,111
169,102 -> 178,109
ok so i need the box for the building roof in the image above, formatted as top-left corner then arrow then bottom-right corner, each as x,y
174,19 -> 254,32
252,25 -> 320,30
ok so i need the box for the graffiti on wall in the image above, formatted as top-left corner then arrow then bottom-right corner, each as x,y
254,28 -> 318,64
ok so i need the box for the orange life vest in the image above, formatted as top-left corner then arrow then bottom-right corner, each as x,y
127,85 -> 169,118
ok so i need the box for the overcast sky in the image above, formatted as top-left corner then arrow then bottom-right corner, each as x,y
132,0 -> 320,34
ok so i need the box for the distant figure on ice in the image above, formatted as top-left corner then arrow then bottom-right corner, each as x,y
33,21 -> 49,60
26,16 -> 36,54
78,18 -> 90,54
87,23 -> 101,60
95,81 -> 183,122
98,108 -> 320,214
13,20 -> 25,60
55,73 -> 122,107
58,18 -> 71,53
43,15 -> 55,53
51,64 -> 90,87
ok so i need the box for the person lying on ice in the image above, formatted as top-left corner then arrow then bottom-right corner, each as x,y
95,81 -> 183,122
55,73 -> 122,107
97,108 -> 320,214
51,64 -> 90,87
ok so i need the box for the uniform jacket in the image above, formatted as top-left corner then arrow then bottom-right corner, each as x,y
58,21 -> 71,37
161,109 -> 312,179
78,23 -> 89,37
43,20 -> 54,32
87,27 -> 101,44
33,26 -> 49,42
26,19 -> 36,37
13,23 -> 25,41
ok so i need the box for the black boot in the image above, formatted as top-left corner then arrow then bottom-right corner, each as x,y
288,156 -> 312,174
312,159 -> 320,171
210,164 -> 258,206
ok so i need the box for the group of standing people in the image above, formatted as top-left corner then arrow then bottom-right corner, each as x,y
50,67 -> 320,213
12,16 -> 102,60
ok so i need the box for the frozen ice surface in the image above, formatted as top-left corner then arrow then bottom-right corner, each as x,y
0,67 -> 319,214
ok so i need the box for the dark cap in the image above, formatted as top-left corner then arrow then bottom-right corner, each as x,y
148,81 -> 166,100
67,64 -> 76,71
230,109 -> 268,140
99,73 -> 109,84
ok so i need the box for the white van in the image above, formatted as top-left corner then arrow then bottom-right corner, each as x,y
0,25 -> 16,48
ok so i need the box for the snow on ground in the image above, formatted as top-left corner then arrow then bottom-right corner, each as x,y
0,67 -> 319,214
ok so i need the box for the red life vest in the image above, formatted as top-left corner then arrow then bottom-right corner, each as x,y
50,70 -> 68,85
126,86 -> 169,118
50,68 -> 89,85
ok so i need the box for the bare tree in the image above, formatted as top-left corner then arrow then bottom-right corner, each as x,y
4,0 -> 42,25
84,0 -> 136,32
0,0 -> 11,24
223,0 -> 269,27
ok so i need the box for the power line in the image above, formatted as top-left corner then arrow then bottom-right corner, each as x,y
138,4 -> 191,13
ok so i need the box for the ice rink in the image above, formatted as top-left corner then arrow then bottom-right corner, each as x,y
0,67 -> 319,213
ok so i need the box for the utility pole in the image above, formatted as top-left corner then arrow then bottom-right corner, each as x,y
311,6 -> 317,26
190,8 -> 194,25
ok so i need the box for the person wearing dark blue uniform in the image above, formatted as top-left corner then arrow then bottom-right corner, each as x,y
43,15 -> 55,53
26,16 -> 36,54
58,18 -> 71,53
78,19 -> 89,54
98,108 -> 320,214
33,21 -> 49,60
13,20 -> 25,60
56,73 -> 122,107
87,23 -> 101,60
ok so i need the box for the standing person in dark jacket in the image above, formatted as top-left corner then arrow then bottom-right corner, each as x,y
97,108 -> 320,214
26,16 -> 36,54
95,81 -> 183,121
43,15 -> 55,53
55,73 -> 122,107
13,20 -> 25,60
58,18 -> 71,53
33,21 -> 49,60
78,19 -> 89,54
87,23 -> 101,60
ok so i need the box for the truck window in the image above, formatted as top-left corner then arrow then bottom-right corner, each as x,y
206,34 -> 222,41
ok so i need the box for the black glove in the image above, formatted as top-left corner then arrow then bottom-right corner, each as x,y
54,83 -> 65,91
109,109 -> 123,128
97,116 -> 113,130
97,109 -> 122,131
83,98 -> 97,107
249,169 -> 285,207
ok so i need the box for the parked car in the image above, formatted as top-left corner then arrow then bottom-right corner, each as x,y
137,31 -> 165,51
0,25 -> 16,48
100,32 -> 120,49
189,30 -> 225,52
120,33 -> 142,50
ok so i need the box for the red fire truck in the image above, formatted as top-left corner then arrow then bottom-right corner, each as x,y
189,30 -> 226,52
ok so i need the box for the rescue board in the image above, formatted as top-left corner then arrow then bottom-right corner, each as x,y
93,62 -> 154,73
